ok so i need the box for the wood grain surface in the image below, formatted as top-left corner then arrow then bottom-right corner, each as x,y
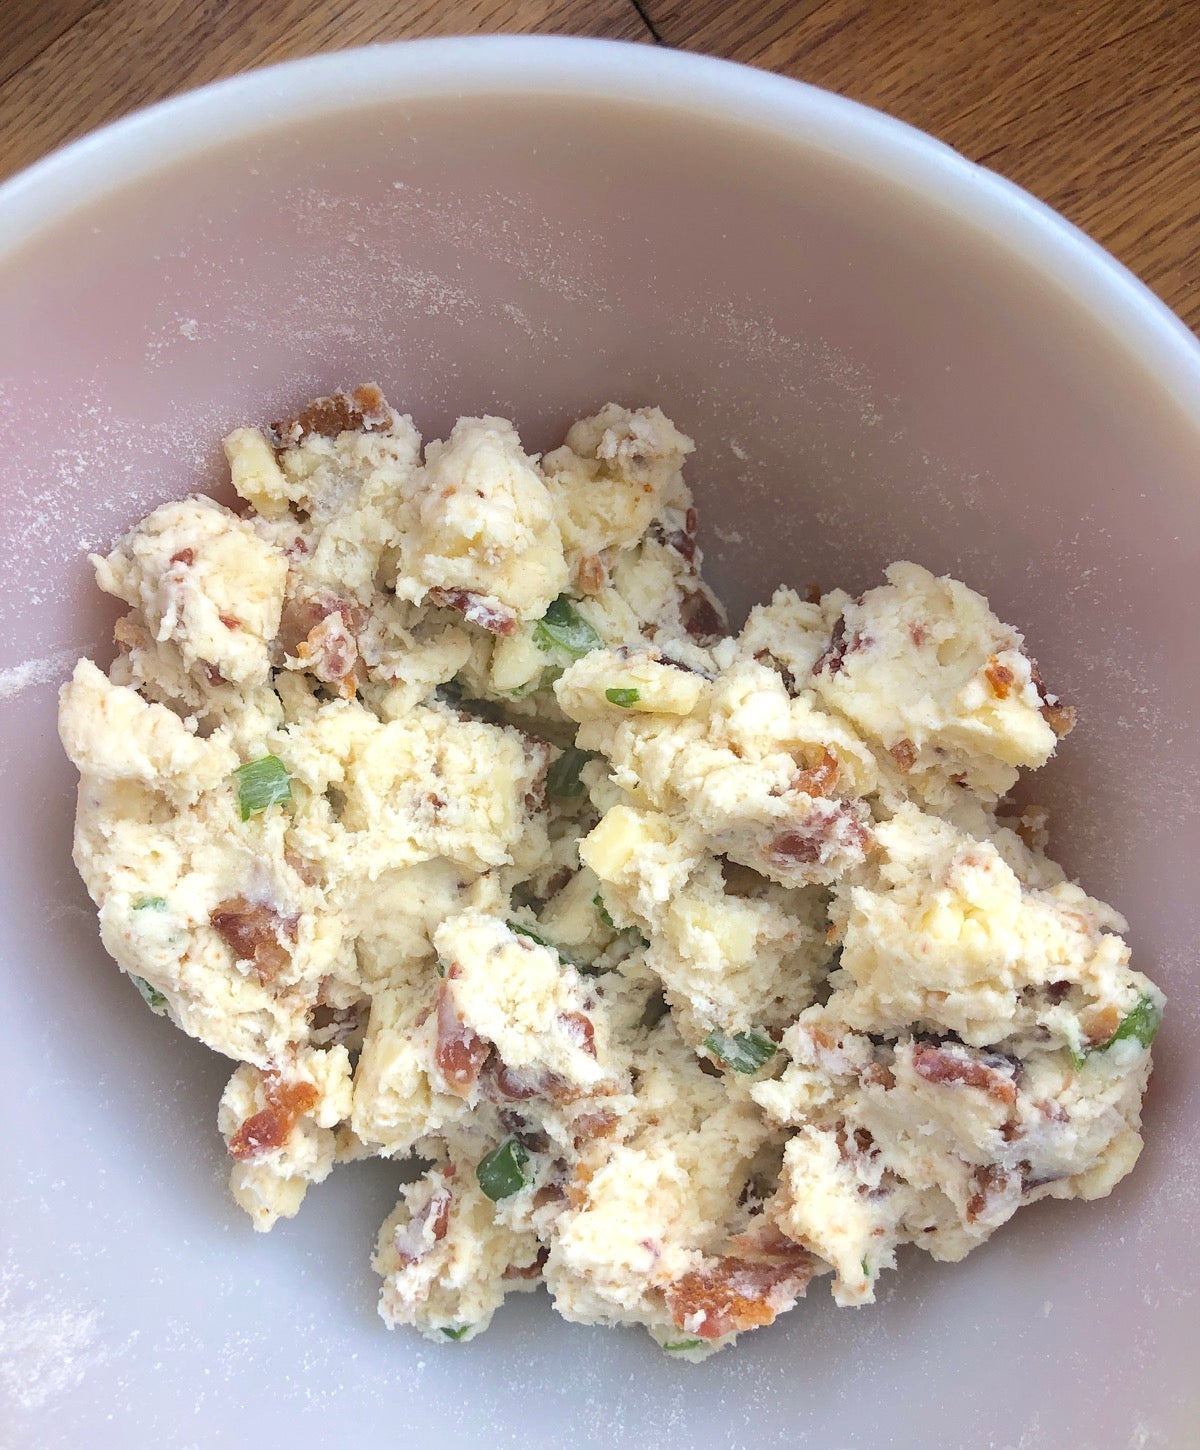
1,0 -> 1197,331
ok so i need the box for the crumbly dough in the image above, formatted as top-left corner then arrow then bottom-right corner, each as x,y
60,386 -> 1163,1357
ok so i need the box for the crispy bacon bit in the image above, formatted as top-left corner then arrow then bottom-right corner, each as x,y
861,1063 -> 896,1090
965,1164 -> 1013,1223
218,614 -> 241,631
1037,1099 -> 1069,1123
272,384 -> 392,445
999,1119 -> 1023,1143
794,748 -> 839,798
577,553 -> 607,595
985,655 -> 1016,699
767,801 -> 870,870
559,1011 -> 597,1057
565,1165 -> 594,1210
278,591 -> 366,657
428,587 -> 518,637
804,582 -> 822,605
909,622 -> 928,647
485,1060 -> 540,1100
295,610 -> 364,697
1041,700 -> 1076,737
664,1248 -> 815,1341
227,1075 -> 318,1161
679,588 -> 723,641
572,1109 -> 618,1149
393,1187 -> 452,1267
812,616 -> 848,676
434,971 -> 490,1095
665,529 -> 697,564
210,896 -> 298,983
911,1044 -> 1018,1106
889,738 -> 917,773
504,1248 -> 549,1281
1082,1004 -> 1121,1046
170,548 -> 194,567
1027,657 -> 1076,736
203,663 -> 227,687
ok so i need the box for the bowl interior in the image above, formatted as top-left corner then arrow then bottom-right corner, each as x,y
1,45 -> 1197,1448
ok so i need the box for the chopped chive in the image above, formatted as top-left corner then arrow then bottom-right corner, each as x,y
441,1326 -> 471,1341
234,755 -> 292,820
593,893 -> 617,931
1100,995 -> 1161,1051
533,596 -> 602,660
704,1028 -> 777,1075
605,687 -> 640,708
475,1138 -> 530,1202
508,920 -> 551,947
435,959 -> 448,979
662,1338 -> 704,1352
131,975 -> 167,1012
861,1256 -> 872,1278
133,895 -> 167,911
546,747 -> 593,799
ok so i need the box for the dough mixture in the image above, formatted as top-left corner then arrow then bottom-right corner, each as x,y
59,388 -> 1163,1356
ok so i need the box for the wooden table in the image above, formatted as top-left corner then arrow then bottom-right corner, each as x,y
2,1 -> 1197,330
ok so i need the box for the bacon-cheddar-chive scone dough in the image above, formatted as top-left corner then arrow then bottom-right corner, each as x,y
60,387 -> 1164,1357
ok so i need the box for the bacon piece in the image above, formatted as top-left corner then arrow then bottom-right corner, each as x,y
392,1187 -> 452,1267
576,553 -> 607,595
170,548 -> 194,567
965,1163 -> 1016,1223
210,896 -> 298,984
272,384 -> 392,445
428,587 -> 518,637
559,1011 -> 597,1057
911,1043 -> 1018,1106
504,1248 -> 549,1281
766,801 -> 870,870
984,655 -> 1015,699
571,1109 -> 618,1150
227,1075 -> 318,1161
794,748 -> 838,797
889,738 -> 917,773
812,616 -> 848,676
434,972 -> 489,1095
664,1246 -> 815,1341
1041,700 -> 1076,737
679,588 -> 723,641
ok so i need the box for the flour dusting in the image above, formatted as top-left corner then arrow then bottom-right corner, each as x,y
0,650 -> 78,702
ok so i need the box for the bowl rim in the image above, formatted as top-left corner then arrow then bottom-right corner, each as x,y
2,34 -> 1198,417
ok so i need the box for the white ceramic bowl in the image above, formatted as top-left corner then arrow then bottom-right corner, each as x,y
1,37 -> 1197,1449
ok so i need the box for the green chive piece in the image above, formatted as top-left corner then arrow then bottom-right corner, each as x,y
1101,995 -> 1162,1051
703,1029 -> 777,1075
605,687 -> 640,708
533,596 -> 602,660
133,895 -> 167,911
475,1138 -> 530,1202
593,893 -> 617,931
441,1326 -> 471,1341
663,1338 -> 704,1352
435,959 -> 448,979
546,747 -> 593,799
861,1256 -> 872,1278
508,920 -> 551,948
131,975 -> 167,1012
234,755 -> 292,820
